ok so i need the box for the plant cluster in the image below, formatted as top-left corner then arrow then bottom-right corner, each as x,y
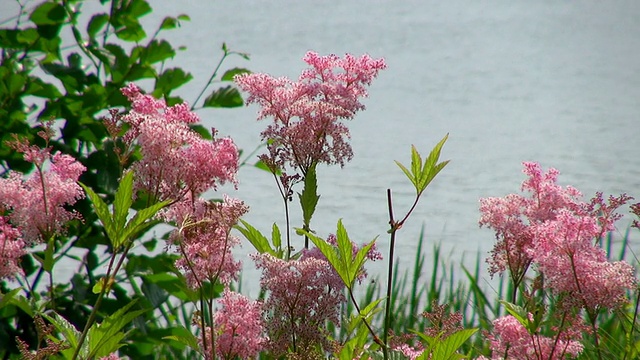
2,1 -> 639,360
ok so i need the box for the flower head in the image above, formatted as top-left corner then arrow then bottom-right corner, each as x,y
252,252 -> 345,356
118,84 -> 238,202
165,195 -> 248,289
205,290 -> 265,359
236,52 -> 386,175
0,137 -> 86,243
0,216 -> 26,280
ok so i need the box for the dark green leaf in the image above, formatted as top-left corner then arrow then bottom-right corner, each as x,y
299,163 -> 320,227
115,23 -> 146,42
203,85 -> 243,108
142,39 -> 175,64
29,3 -> 66,26
154,68 -> 192,96
221,67 -> 251,81
87,13 -> 109,39
189,124 -> 212,140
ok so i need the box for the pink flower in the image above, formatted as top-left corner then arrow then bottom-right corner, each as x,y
252,252 -> 345,356
236,52 -> 386,174
479,162 -> 583,279
485,315 -> 583,359
118,84 -> 238,202
165,196 -> 248,289
532,209 -> 635,311
0,216 -> 26,280
201,290 -> 265,360
0,140 -> 86,243
98,354 -> 120,360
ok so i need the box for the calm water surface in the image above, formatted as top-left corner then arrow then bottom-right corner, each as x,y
153,1 -> 640,292
9,1 -> 640,294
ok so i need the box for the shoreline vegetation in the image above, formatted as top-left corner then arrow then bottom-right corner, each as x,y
1,1 -> 639,359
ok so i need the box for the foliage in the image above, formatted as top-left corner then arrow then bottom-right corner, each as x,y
0,0 -> 248,358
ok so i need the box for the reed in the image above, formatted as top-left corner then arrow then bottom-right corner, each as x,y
358,228 -> 640,358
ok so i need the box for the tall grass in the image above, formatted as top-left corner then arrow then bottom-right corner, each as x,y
357,228 -> 640,358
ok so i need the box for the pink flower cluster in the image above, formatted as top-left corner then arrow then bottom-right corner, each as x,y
253,252 -> 345,356
164,195 -> 248,289
0,137 -> 86,244
199,290 -> 265,360
483,314 -> 583,360
118,83 -> 238,202
480,162 -> 635,311
0,216 -> 25,280
235,52 -> 386,174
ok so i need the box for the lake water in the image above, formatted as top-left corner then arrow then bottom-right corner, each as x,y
144,0 -> 640,294
6,1 -> 640,296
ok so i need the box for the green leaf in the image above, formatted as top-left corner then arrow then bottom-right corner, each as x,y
42,312 -> 81,351
235,219 -> 277,256
29,3 -> 66,26
142,39 -> 175,64
87,13 -> 109,39
87,299 -> 146,358
271,223 -> 282,250
113,171 -> 134,232
299,163 -> 320,228
394,160 -> 416,188
189,124 -> 213,140
500,300 -> 531,331
430,328 -> 478,360
118,200 -> 169,247
0,288 -> 22,310
79,182 -> 117,245
159,16 -> 179,30
154,68 -> 192,96
203,85 -> 243,108
395,134 -> 449,195
221,67 -> 251,81
163,326 -> 200,352
115,23 -> 146,42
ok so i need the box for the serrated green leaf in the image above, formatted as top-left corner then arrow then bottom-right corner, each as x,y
203,85 -> 243,108
430,328 -> 477,360
87,299 -> 145,358
395,160 -> 416,188
411,145 -> 422,180
42,312 -> 81,350
299,163 -> 319,227
0,288 -> 22,309
80,182 -> 117,244
235,219 -> 277,256
118,200 -> 169,247
142,39 -> 175,64
113,171 -> 134,232
500,300 -> 530,330
221,67 -> 251,81
154,67 -> 192,96
163,330 -> 200,352
115,23 -> 146,42
271,223 -> 282,249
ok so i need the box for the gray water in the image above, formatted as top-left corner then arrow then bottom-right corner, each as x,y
147,1 -> 640,295
6,1 -> 640,295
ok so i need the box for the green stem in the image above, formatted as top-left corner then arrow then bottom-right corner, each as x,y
383,189 -> 396,360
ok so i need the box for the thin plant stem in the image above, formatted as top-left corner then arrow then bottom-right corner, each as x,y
383,189 -> 396,360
